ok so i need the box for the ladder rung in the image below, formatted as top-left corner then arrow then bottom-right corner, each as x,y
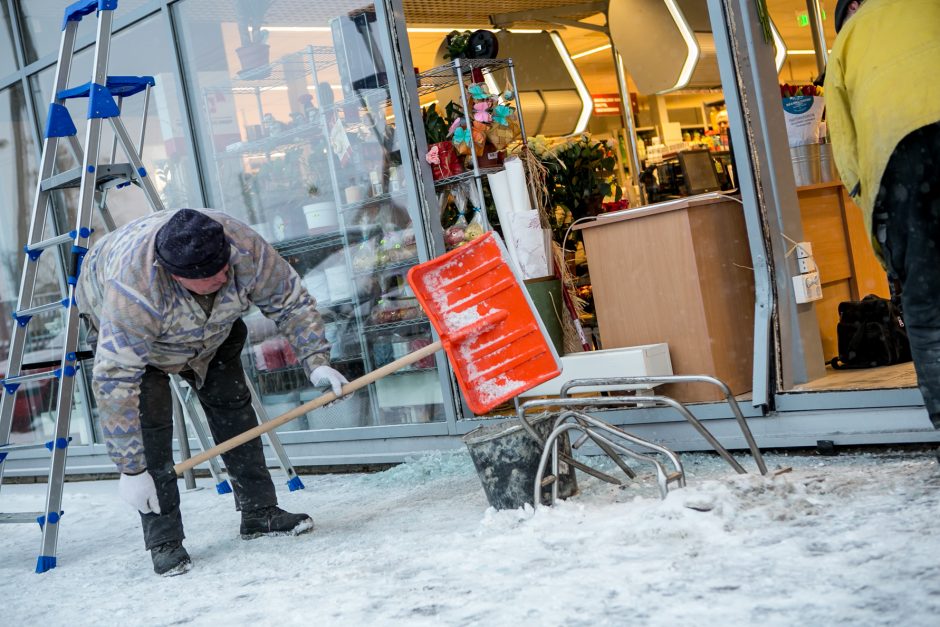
0,512 -> 44,524
57,76 -> 155,101
26,233 -> 74,253
0,440 -> 61,453
41,163 -> 136,192
2,369 -> 66,387
22,349 -> 94,370
15,299 -> 70,319
666,472 -> 684,484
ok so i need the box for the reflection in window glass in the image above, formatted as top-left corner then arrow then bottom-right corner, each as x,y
0,83 -> 94,445
30,14 -> 201,229
1,3 -> 17,76
174,0 -> 445,428
16,0 -> 150,64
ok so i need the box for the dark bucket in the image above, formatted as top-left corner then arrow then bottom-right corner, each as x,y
463,414 -> 579,510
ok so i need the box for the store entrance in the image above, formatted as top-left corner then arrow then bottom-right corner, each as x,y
399,0 -> 921,415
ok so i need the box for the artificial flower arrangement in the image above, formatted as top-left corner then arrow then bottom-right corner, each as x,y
447,82 -> 520,166
423,82 -> 521,179
423,102 -> 463,181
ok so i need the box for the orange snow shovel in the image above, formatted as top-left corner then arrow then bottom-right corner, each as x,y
174,232 -> 561,475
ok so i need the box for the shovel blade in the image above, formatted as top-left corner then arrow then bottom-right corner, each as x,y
408,232 -> 561,414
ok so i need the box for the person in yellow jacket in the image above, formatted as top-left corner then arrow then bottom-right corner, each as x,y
825,0 -> 940,432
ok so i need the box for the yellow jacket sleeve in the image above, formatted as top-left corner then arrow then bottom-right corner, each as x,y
824,56 -> 861,201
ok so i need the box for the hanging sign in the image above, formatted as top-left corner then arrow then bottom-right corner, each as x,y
591,93 -> 622,116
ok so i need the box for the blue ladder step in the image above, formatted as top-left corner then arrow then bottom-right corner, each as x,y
63,1 -> 118,29
1,437 -> 72,454
14,298 -> 72,319
57,75 -> 155,101
2,367 -> 75,392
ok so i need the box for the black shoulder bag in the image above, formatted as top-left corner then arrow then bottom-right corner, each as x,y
829,294 -> 912,369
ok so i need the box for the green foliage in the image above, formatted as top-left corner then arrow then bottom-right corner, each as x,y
532,135 -> 622,245
444,30 -> 472,60
422,103 -> 449,145
235,0 -> 271,46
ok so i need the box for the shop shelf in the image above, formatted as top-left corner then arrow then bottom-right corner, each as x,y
433,165 -> 504,189
323,87 -> 393,118
339,189 -> 409,213
233,46 -> 337,89
252,352 -> 365,393
220,120 -> 324,156
331,354 -> 364,364
271,232 -> 344,256
415,58 -> 514,100
317,298 -> 355,311
353,256 -> 419,278
386,366 -> 438,378
321,59 -> 514,118
363,317 -> 430,334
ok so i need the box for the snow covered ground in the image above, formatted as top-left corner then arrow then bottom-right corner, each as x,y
2,447 -> 939,626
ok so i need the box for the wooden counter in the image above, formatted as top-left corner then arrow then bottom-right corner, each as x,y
575,194 -> 755,402
796,181 -> 890,361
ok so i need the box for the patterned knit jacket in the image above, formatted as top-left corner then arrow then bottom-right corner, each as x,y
76,209 -> 329,473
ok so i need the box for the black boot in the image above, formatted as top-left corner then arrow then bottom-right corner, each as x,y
240,506 -> 314,539
150,541 -> 192,576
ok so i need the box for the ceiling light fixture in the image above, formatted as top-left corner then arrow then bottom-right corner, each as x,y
265,26 -> 545,35
661,0 -> 700,92
770,19 -> 787,72
786,49 -> 832,55
548,31 -> 593,134
572,44 -> 612,60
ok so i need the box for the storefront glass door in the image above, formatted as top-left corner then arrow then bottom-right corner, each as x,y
172,0 -> 452,432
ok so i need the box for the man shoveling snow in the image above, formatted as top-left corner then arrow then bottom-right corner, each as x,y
76,208 -> 349,576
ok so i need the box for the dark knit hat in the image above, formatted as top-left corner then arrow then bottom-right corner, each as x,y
155,209 -> 230,279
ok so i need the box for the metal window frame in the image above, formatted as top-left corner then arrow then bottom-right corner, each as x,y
1,0 -> 930,470
709,0 -> 923,414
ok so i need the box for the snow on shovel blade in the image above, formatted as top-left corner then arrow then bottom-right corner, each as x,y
407,232 -> 562,414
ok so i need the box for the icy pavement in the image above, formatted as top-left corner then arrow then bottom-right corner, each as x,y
2,448 -> 939,626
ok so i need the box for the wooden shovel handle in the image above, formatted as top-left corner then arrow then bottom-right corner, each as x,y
173,340 -> 442,475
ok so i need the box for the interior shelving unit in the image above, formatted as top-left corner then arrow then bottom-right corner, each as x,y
205,39 -> 447,428
202,33 -> 530,428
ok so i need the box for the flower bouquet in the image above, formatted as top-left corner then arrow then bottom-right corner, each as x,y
485,86 -> 520,151
423,103 -> 463,180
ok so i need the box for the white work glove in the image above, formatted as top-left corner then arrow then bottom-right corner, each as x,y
118,470 -> 161,515
310,365 -> 349,397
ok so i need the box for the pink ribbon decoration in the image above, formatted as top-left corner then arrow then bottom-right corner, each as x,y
426,144 -> 441,165
472,102 -> 492,123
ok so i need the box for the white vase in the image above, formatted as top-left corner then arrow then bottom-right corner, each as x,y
302,201 -> 338,233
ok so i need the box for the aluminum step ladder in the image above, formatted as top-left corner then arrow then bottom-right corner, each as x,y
0,0 -> 301,574
169,376 -> 305,494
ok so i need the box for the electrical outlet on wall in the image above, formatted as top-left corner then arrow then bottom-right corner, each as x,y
793,271 -> 823,304
796,241 -> 813,259
797,255 -> 817,274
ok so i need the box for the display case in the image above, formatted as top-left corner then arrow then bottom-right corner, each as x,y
187,4 -> 445,431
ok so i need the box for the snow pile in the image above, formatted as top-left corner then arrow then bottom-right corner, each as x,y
2,449 -> 939,625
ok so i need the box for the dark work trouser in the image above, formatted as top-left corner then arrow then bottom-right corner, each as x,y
873,121 -> 940,429
137,318 -> 277,550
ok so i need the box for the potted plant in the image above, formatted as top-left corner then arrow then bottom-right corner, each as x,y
534,134 -> 622,244
423,103 -> 463,180
302,152 -> 338,234
235,0 -> 272,76
443,30 -> 472,60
